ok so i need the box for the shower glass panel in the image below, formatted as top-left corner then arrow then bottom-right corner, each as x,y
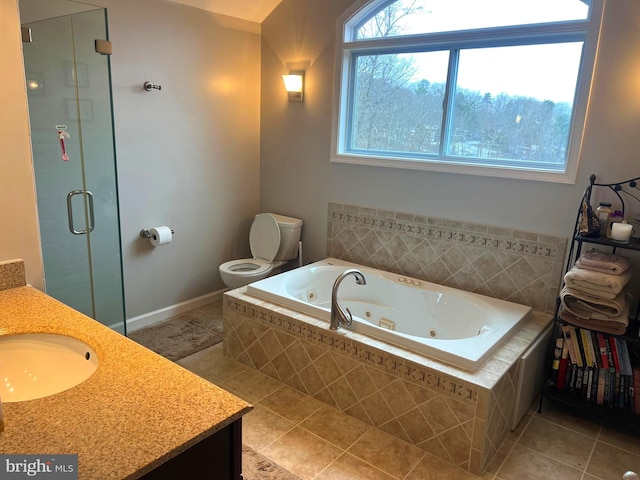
22,5 -> 126,334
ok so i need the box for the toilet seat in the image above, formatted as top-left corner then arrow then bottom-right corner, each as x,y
219,214 -> 283,289
219,258 -> 272,276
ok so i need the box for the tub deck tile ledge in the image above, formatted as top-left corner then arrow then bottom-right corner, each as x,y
226,288 -> 552,390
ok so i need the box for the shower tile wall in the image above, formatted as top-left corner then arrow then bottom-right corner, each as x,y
327,202 -> 568,313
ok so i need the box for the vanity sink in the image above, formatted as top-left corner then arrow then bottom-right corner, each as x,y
0,333 -> 98,402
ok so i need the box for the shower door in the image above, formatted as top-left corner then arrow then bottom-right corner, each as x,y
22,5 -> 126,333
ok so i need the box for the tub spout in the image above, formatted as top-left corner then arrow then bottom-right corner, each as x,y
330,269 -> 366,330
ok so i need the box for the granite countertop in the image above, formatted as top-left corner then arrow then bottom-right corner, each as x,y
0,286 -> 252,479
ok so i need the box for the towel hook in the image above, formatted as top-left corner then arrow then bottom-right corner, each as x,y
143,81 -> 162,92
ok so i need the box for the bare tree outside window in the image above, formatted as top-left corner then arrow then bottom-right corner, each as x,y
335,0 -> 602,181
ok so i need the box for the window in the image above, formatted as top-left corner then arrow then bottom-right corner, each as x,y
332,0 -> 604,182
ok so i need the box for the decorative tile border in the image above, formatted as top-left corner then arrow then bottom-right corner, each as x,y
327,202 -> 567,313
0,259 -> 26,291
225,296 -> 477,403
328,202 -> 565,259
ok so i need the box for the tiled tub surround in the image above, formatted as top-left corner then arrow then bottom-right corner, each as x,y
328,202 -> 567,314
224,290 -> 552,475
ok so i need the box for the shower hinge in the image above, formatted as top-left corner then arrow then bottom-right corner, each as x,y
21,27 -> 32,43
95,39 -> 112,55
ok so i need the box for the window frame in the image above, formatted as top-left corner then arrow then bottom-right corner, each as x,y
331,0 -> 605,183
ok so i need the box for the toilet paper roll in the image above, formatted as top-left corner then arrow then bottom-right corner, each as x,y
149,226 -> 172,246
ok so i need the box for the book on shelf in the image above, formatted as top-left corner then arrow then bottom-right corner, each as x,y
633,367 -> 640,414
574,327 -> 588,367
562,325 -> 583,367
596,368 -> 606,405
550,335 -> 563,386
596,333 -> 609,369
557,334 -> 570,390
609,336 -> 622,372
617,338 -> 633,376
550,328 -> 639,413
580,328 -> 598,368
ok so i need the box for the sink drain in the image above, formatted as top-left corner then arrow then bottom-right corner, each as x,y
428,329 -> 438,338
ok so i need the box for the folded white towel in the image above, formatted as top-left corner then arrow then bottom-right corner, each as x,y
559,307 -> 628,336
575,248 -> 631,275
563,266 -> 632,299
560,286 -> 630,323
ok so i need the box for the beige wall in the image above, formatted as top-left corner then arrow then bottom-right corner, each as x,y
1,0 -> 261,317
101,0 -> 261,317
260,0 -> 640,265
0,0 -> 43,290
5,0 -> 640,319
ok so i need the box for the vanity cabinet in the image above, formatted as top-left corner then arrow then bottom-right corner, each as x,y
140,419 -> 243,480
542,174 -> 640,427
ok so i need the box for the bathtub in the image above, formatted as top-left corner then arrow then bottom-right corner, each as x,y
246,258 -> 532,371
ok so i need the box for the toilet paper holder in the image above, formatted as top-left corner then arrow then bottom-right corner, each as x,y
140,228 -> 174,240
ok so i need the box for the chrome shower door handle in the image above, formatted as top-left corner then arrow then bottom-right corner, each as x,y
86,190 -> 95,234
66,190 -> 95,235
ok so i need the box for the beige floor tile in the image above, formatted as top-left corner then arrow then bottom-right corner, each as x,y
177,344 -> 247,383
300,405 -> 371,449
485,438 -> 516,474
537,399 -> 601,438
405,452 -> 481,480
496,444 -> 582,480
518,416 -> 595,469
599,421 -> 640,457
315,453 -> 397,480
261,426 -> 342,479
242,404 -> 295,451
508,401 -> 535,440
586,441 -> 640,480
219,367 -> 284,402
174,305 -> 640,480
347,427 -> 424,479
258,385 -> 325,424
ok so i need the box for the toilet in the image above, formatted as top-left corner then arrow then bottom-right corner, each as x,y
219,213 -> 303,289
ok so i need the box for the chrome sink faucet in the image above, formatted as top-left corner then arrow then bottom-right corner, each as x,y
330,269 -> 366,330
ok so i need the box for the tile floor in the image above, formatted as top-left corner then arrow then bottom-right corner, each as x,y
177,342 -> 640,480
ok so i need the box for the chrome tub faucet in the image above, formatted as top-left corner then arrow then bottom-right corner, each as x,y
330,269 -> 366,330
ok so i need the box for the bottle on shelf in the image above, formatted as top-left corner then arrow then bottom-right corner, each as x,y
596,202 -> 613,236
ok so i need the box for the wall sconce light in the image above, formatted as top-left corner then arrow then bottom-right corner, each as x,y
282,70 -> 304,102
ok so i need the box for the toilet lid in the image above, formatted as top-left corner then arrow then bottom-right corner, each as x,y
249,213 -> 281,262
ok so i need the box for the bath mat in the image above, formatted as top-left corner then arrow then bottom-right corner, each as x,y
242,444 -> 301,480
127,302 -> 224,361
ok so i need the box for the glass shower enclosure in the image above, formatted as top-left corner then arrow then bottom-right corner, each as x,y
21,0 -> 126,333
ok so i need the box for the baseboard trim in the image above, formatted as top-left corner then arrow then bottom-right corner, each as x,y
123,289 -> 228,334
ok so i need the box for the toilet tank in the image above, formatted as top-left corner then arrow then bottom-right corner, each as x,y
270,214 -> 303,261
